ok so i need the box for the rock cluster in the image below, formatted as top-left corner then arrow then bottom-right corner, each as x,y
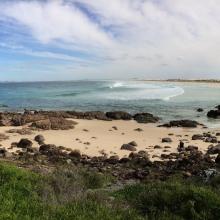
2,136 -> 218,182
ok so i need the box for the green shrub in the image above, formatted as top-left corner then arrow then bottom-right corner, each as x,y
115,180 -> 220,220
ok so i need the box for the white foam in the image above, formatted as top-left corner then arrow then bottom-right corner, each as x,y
104,82 -> 185,101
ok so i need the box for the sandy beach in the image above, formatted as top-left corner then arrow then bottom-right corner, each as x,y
1,118 -> 219,160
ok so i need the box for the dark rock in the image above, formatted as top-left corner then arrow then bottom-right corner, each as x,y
154,145 -> 162,149
121,144 -> 136,151
162,137 -> 172,143
0,148 -> 6,157
185,145 -> 198,151
128,141 -> 138,146
69,150 -> 81,159
17,139 -> 33,149
159,120 -> 200,128
106,111 -> 132,120
134,128 -> 143,132
215,154 -> 220,164
34,135 -> 45,145
177,141 -> 185,152
133,113 -> 159,123
207,109 -> 220,118
192,134 -> 204,140
197,108 -> 204,112
207,144 -> 220,154
119,157 -> 130,163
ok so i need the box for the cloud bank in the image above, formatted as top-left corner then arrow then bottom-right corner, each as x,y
0,0 -> 220,80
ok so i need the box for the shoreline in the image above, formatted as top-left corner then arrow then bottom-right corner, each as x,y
0,109 -> 220,160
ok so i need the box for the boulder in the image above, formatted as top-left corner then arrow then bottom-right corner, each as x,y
106,111 -> 132,120
207,109 -> 220,118
133,113 -> 159,123
17,139 -> 33,149
34,135 -> 45,145
121,144 -> 136,151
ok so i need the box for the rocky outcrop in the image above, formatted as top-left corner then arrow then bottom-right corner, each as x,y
31,117 -> 76,130
159,120 -> 200,128
133,113 -> 159,123
106,111 -> 132,120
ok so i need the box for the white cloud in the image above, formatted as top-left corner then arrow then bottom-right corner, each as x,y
1,0 -> 220,79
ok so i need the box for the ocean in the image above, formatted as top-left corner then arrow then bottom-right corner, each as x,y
0,80 -> 219,127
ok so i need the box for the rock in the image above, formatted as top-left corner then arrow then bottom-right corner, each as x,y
121,144 -> 136,151
162,137 -> 172,143
105,155 -> 119,164
31,117 -> 76,130
112,126 -> 118,130
154,145 -> 162,149
106,111 -> 132,120
197,108 -> 204,112
215,154 -> 220,164
185,145 -> 198,151
39,144 -> 66,158
207,109 -> 220,118
192,134 -> 204,140
207,144 -> 220,154
133,113 -> 159,123
128,141 -> 138,146
69,149 -> 81,159
0,148 -> 7,157
159,120 -> 200,128
39,144 -> 56,152
34,135 -> 45,145
204,137 -> 218,143
119,157 -> 130,163
134,128 -> 143,132
177,141 -> 185,152
17,139 -> 33,149
31,119 -> 51,130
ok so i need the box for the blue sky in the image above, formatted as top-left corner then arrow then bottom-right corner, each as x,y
0,0 -> 220,81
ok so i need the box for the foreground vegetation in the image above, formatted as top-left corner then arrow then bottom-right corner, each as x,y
0,162 -> 220,219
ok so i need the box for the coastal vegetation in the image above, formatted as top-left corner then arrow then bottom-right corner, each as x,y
0,161 -> 220,220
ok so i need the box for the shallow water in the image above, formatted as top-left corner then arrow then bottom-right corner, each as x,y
0,80 -> 219,127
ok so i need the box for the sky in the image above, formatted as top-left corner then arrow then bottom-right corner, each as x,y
0,0 -> 220,81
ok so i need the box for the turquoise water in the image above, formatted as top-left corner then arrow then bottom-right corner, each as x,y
0,80 -> 219,127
